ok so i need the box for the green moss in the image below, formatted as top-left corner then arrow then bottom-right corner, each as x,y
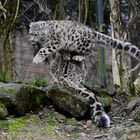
98,96 -> 112,107
66,118 -> 77,126
22,84 -> 44,105
41,113 -> 62,137
0,87 -> 16,95
42,125 -> 56,136
0,113 -> 64,138
0,120 -> 9,131
22,85 -> 45,105
0,115 -> 40,133
8,118 -> 25,133
0,103 -> 5,108
0,103 -> 8,119
22,114 -> 39,123
54,112 -> 66,120
98,95 -> 112,112
45,114 -> 59,126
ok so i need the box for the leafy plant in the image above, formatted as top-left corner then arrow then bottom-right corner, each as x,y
30,77 -> 48,87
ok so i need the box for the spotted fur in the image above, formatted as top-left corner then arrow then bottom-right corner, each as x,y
29,20 -> 140,63
50,54 -> 110,127
29,20 -> 140,128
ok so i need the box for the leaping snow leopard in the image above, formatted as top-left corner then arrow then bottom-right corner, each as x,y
29,20 -> 140,127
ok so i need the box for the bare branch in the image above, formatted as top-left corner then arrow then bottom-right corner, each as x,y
0,1 -> 7,19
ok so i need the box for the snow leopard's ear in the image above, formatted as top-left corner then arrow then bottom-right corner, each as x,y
38,21 -> 46,29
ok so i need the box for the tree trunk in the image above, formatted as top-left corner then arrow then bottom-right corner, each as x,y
109,0 -> 129,90
0,0 -> 19,81
128,0 -> 140,90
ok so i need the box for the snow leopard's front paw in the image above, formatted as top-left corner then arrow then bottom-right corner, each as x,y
33,48 -> 48,64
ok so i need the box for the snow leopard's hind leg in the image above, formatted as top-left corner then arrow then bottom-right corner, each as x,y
50,58 -> 110,128
59,75 -> 110,128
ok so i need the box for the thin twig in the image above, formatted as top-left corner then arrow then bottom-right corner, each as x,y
17,4 -> 34,18
23,63 -> 32,83
83,0 -> 88,24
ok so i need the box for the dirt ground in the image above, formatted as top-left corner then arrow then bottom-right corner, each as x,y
0,99 -> 140,140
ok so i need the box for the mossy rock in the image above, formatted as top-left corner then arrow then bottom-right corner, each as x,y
47,86 -> 90,118
0,82 -> 22,114
15,85 -> 46,115
84,82 -> 110,96
0,103 -> 8,119
0,88 -> 16,107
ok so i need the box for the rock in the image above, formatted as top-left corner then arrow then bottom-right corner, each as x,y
0,103 -> 8,119
84,83 -> 110,96
84,82 -> 112,112
114,126 -> 126,138
65,125 -> 77,133
16,85 -> 46,115
119,134 -> 129,140
107,124 -> 140,140
0,82 -> 22,114
0,82 -> 47,116
79,132 -> 87,138
86,120 -> 92,127
126,97 -> 140,112
47,87 -> 90,118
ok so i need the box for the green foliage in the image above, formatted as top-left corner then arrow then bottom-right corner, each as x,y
8,118 -> 25,133
98,96 -> 112,112
66,118 -> 77,126
30,77 -> 48,87
43,125 -> 56,136
42,113 -> 60,136
45,114 -> 59,126
22,85 -> 35,93
0,103 -> 8,119
0,87 -> 16,95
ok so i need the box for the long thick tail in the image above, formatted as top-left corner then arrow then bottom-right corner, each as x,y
94,31 -> 140,61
